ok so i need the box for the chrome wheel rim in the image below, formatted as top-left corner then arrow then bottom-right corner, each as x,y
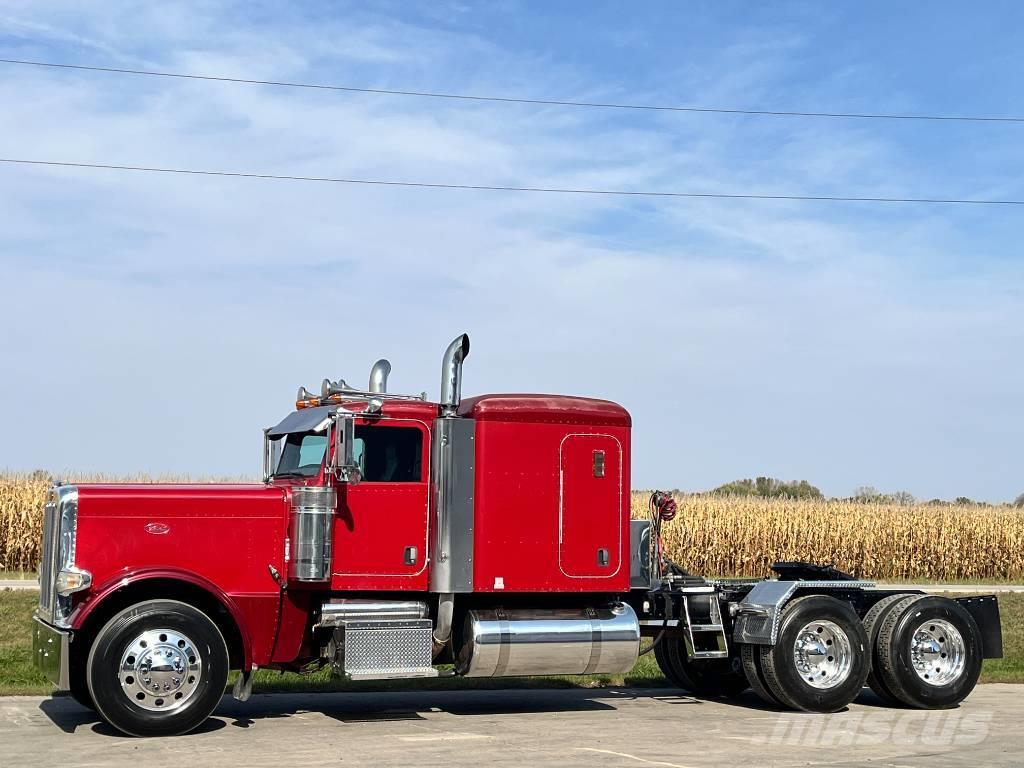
118,629 -> 202,712
793,619 -> 853,689
910,619 -> 965,686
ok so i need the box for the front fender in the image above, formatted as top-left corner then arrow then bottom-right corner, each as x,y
70,567 -> 255,670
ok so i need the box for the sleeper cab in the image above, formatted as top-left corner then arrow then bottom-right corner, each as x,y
458,394 -> 632,593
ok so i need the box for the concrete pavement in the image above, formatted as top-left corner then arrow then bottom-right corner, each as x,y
0,685 -> 1020,767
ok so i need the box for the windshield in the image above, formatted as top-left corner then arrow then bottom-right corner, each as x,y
273,431 -> 328,477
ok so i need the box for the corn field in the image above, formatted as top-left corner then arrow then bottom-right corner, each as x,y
0,471 -> 250,573
631,493 -> 1024,582
0,472 -> 51,573
2,472 -> 1023,581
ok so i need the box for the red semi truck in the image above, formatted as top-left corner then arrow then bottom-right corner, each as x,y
31,334 -> 1002,736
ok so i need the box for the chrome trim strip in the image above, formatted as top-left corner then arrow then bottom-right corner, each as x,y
429,416 -> 475,593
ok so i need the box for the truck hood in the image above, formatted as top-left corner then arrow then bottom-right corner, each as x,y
71,482 -> 291,527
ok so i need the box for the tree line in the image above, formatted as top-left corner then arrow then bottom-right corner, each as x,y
693,477 -> 1024,507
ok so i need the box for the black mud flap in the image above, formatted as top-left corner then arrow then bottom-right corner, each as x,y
956,595 -> 1003,659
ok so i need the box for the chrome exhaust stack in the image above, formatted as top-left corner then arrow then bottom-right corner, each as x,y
439,333 -> 470,415
368,359 -> 391,394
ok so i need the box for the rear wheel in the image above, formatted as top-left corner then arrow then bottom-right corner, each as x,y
656,637 -> 747,698
876,595 -> 982,709
863,593 -> 922,706
758,595 -> 870,713
653,638 -> 683,686
86,600 -> 229,737
741,643 -> 785,708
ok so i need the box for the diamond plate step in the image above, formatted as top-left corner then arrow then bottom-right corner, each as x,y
331,619 -> 438,680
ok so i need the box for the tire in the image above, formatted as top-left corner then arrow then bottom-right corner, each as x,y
758,595 -> 870,713
654,637 -> 693,689
741,643 -> 786,708
875,595 -> 983,709
863,593 -> 923,706
68,651 -> 94,710
86,600 -> 229,737
656,637 -> 748,698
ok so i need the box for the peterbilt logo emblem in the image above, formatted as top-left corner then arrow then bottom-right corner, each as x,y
144,522 -> 171,535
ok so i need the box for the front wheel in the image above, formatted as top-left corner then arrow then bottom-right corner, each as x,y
86,600 -> 229,737
68,665 -> 94,710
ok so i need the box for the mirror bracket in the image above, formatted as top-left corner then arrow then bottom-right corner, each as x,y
329,411 -> 361,484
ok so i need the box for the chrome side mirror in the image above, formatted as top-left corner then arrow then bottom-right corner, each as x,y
262,428 -> 281,482
330,412 -> 361,484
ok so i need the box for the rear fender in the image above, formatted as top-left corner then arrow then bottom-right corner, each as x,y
733,579 -> 880,646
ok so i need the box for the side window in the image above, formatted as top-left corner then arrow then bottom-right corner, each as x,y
353,426 -> 424,482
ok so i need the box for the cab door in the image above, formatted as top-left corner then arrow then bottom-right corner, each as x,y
331,418 -> 431,591
559,433 -> 623,579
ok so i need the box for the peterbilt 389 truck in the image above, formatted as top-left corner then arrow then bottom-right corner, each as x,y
31,334 -> 1002,736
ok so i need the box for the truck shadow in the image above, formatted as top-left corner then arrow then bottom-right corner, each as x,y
38,697 -> 227,737
38,698 -> 101,734
36,686 -> 964,736
39,687 -> 702,737
216,687 -> 634,727
685,687 -> 947,713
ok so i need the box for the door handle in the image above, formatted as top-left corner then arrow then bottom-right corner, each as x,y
404,546 -> 418,566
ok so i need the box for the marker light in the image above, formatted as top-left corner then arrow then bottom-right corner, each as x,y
55,567 -> 92,596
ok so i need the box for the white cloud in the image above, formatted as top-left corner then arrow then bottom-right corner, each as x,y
0,1 -> 1020,502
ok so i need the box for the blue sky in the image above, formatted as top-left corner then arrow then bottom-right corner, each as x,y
0,1 -> 1021,501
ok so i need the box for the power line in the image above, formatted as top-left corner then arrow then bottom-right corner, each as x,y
2,58 -> 1022,125
2,157 -> 1022,206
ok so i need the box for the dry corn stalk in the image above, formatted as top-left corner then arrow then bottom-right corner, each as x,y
631,492 -> 1024,582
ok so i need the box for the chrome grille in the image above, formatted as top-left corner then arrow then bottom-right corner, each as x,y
37,491 -> 59,621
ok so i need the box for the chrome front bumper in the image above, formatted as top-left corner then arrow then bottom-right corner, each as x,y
31,615 -> 70,690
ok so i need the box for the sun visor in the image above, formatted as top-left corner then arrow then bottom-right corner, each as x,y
267,405 -> 337,437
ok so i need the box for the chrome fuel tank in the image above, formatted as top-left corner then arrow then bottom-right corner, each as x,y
456,604 -> 640,677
